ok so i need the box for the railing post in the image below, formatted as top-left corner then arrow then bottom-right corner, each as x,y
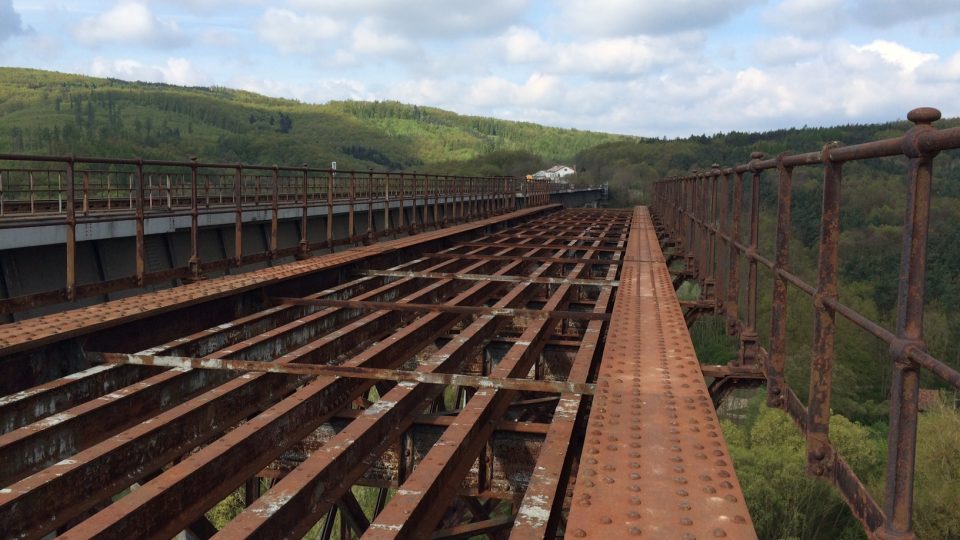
232,165 -> 244,267
188,157 -> 202,280
65,157 -> 76,301
432,175 -> 440,229
725,169 -> 743,336
135,158 -> 146,286
270,165 -> 279,260
409,173 -> 419,235
704,165 -> 720,299
739,152 -> 764,365
397,173 -> 406,233
366,169 -> 376,244
717,170 -> 730,308
349,171 -> 357,244
807,142 -> 843,478
421,173 -> 430,228
327,168 -> 335,253
767,154 -> 793,408
879,108 -> 940,540
385,172 -> 393,238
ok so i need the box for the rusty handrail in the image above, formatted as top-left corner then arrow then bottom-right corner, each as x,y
651,107 -> 958,540
0,153 -> 558,317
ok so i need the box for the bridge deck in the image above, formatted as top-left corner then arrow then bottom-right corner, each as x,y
564,208 -> 755,538
0,206 -> 753,538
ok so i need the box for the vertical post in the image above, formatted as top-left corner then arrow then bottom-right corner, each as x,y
421,173 -> 430,228
807,142 -> 843,478
740,152 -> 764,365
298,165 -> 309,258
432,175 -> 440,229
81,170 -> 90,215
725,169 -> 743,336
188,157 -> 202,280
349,171 -> 357,244
767,155 -> 793,408
717,170 -> 730,307
327,169 -> 334,253
366,169 -> 375,244
270,165 -> 279,259
410,173 -> 419,234
385,172 -> 392,238
442,176 -> 449,226
65,157 -> 76,301
234,165 -> 243,266
704,165 -> 720,299
880,108 -> 939,540
397,172 -> 406,233
135,159 -> 146,286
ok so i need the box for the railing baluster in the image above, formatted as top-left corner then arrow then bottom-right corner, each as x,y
806,142 -> 842,478
881,108 -> 939,540
767,154 -> 793,408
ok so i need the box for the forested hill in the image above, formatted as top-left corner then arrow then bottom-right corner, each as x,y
0,67 -> 627,169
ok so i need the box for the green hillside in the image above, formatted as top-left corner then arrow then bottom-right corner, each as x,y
0,67 -> 626,170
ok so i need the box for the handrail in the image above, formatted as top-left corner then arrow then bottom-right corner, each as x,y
0,153 -> 557,315
651,107 -> 958,540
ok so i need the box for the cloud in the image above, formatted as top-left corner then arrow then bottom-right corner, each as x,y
289,0 -> 532,37
75,2 -> 187,48
855,40 -> 938,71
89,57 -> 208,86
257,8 -> 341,54
0,0 -> 29,42
763,0 -> 848,35
850,0 -> 960,28
233,76 -> 375,102
555,0 -> 760,36
753,36 -> 824,65
549,33 -> 704,77
498,27 -> 550,64
349,18 -> 419,58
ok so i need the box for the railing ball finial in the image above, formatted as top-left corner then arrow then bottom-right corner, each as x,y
907,107 -> 940,126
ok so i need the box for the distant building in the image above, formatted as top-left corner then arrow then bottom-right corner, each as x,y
531,165 -> 575,181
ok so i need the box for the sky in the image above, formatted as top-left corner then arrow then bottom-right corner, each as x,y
1,0 -> 959,137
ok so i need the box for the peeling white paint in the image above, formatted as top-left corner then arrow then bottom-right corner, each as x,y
364,400 -> 396,415
35,412 -> 74,428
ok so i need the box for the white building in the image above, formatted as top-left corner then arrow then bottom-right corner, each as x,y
531,165 -> 575,181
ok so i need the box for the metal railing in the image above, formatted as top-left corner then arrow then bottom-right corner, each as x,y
0,153 -> 555,315
652,107 -> 960,540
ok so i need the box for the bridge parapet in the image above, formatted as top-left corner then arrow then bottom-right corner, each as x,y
0,154 -> 565,317
652,107 -> 960,540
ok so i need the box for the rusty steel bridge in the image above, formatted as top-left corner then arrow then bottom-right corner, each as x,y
0,108 -> 958,539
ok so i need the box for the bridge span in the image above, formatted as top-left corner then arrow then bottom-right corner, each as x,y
2,106 -> 959,539
0,200 -> 753,539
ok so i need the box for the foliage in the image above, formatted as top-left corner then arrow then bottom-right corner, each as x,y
0,67 -> 625,172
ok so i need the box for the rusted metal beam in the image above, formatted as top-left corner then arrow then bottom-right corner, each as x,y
362,269 -> 618,287
93,353 -> 596,396
272,297 -> 611,321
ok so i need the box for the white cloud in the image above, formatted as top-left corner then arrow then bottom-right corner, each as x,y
499,27 -> 550,64
257,8 -> 341,54
549,33 -> 704,77
89,57 -> 208,86
763,0 -> 847,35
75,1 -> 187,48
855,39 -> 938,71
753,36 -> 823,65
555,0 -> 759,36
0,0 -> 28,42
289,0 -> 532,37
349,18 -> 419,58
233,76 -> 375,103
850,0 -> 960,28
